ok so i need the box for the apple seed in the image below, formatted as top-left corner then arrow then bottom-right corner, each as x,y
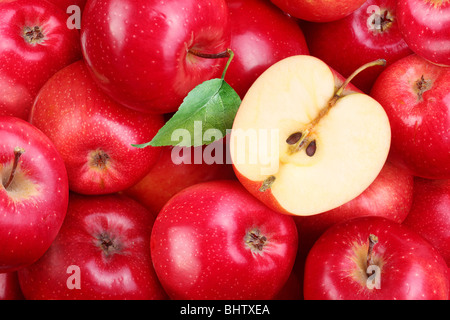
286,132 -> 303,145
306,140 -> 317,157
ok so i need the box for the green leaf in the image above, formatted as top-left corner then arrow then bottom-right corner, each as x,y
133,78 -> 241,148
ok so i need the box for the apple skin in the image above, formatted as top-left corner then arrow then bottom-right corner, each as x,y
18,193 -> 168,300
150,180 -> 298,300
0,116 -> 69,273
397,0 -> 450,67
304,216 -> 450,300
403,178 -> 450,266
0,0 -> 82,120
47,0 -> 88,13
294,160 -> 414,261
225,0 -> 309,99
270,0 -> 367,22
370,54 -> 450,179
29,60 -> 164,195
302,0 -> 413,93
80,0 -> 230,114
0,272 -> 25,300
124,140 -> 236,215
233,67 -> 363,217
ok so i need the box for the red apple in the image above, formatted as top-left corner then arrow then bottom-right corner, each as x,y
18,193 -> 168,300
371,54 -> 450,179
294,160 -> 414,260
397,0 -> 450,67
269,0 -> 367,22
273,270 -> 303,300
225,0 -> 309,98
304,216 -> 450,300
0,0 -> 82,120
80,0 -> 231,114
47,0 -> 88,13
151,180 -> 298,300
302,0 -> 413,93
0,116 -> 69,273
0,272 -> 24,300
230,55 -> 391,216
403,178 -> 450,266
29,60 -> 164,195
124,140 -> 236,215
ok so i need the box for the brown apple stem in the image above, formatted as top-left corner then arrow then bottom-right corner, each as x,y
366,234 -> 379,272
188,48 -> 231,60
288,59 -> 387,156
4,147 -> 25,190
335,59 -> 386,98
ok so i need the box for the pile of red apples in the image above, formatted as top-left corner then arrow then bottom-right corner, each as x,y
0,0 -> 449,301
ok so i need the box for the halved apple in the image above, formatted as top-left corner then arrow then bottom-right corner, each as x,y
230,55 -> 391,216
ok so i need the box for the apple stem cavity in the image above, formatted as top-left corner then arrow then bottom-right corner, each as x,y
366,234 -> 379,272
370,10 -> 393,33
4,147 -> 25,190
23,26 -> 45,45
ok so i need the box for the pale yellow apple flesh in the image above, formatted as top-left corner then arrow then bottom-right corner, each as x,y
230,55 -> 391,216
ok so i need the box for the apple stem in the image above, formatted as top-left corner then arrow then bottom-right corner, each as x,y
4,147 -> 25,190
335,59 -> 386,98
188,48 -> 231,60
221,49 -> 234,81
366,234 -> 379,270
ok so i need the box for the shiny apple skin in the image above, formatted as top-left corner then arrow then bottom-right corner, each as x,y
294,160 -> 414,260
124,141 -> 236,215
225,0 -> 309,99
0,272 -> 24,300
29,60 -> 164,195
397,0 -> 450,67
151,180 -> 298,300
270,0 -> 367,22
0,116 -> 69,273
18,193 -> 168,300
304,216 -> 450,300
0,0 -> 82,120
371,54 -> 450,179
80,0 -> 230,114
403,178 -> 450,266
303,0 -> 412,93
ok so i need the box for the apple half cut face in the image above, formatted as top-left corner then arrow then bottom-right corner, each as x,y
230,55 -> 391,216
